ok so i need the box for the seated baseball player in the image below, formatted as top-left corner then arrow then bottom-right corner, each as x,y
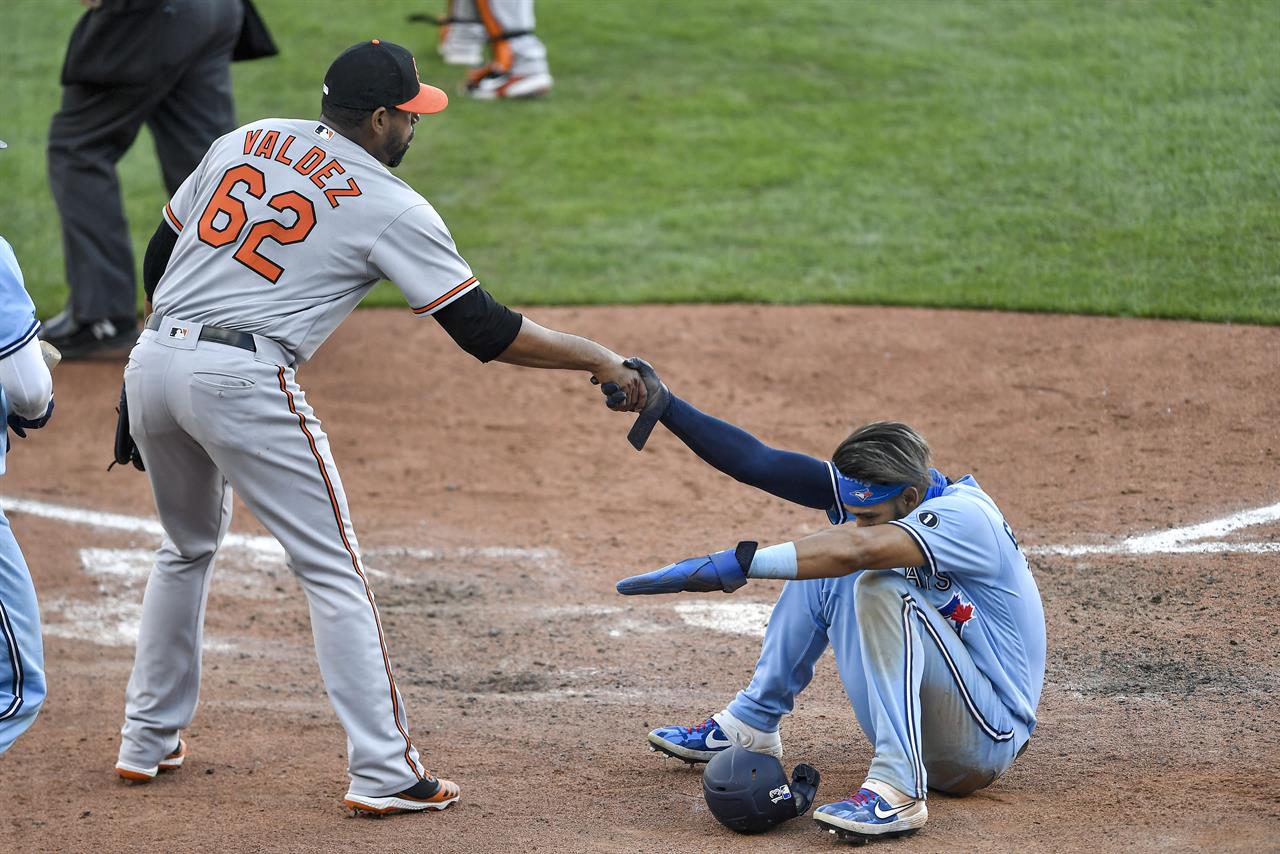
612,364 -> 1045,844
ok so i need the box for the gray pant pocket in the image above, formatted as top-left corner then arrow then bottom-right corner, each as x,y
192,371 -> 255,390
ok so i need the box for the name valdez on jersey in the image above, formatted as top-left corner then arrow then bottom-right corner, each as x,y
240,125 -> 363,209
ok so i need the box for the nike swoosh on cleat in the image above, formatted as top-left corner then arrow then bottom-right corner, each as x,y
873,800 -> 918,820
703,731 -> 732,749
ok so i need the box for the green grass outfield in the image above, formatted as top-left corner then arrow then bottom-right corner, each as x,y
3,0 -> 1277,323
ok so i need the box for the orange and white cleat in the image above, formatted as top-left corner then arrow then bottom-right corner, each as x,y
115,738 -> 187,782
343,776 -> 461,815
464,63 -> 553,100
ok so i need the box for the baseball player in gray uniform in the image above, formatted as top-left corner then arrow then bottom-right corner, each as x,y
113,39 -> 645,815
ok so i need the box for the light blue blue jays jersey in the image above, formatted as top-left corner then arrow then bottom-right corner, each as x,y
0,237 -> 40,477
886,476 -> 1046,734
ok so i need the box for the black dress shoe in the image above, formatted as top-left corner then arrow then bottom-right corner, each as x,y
38,308 -> 78,340
47,317 -> 138,360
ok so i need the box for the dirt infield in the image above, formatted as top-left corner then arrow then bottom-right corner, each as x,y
1,306 -> 1276,853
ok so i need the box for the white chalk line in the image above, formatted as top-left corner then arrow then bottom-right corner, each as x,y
1028,541 -> 1280,557
674,602 -> 774,638
1027,500 -> 1280,557
1,496 -> 287,560
3,496 -> 563,650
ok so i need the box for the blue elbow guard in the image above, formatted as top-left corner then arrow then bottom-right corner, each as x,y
617,541 -> 757,595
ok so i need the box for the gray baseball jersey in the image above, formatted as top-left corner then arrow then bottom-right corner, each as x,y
154,118 -> 478,362
117,118 -> 475,800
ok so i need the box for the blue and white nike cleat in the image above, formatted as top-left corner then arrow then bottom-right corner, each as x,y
648,710 -> 783,764
813,779 -> 927,842
647,718 -> 736,763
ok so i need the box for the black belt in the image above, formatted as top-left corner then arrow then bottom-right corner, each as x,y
145,314 -> 256,352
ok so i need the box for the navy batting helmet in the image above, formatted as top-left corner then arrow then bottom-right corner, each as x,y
702,745 -> 820,834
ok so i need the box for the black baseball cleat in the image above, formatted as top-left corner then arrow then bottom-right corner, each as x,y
42,315 -> 138,360
343,776 -> 461,815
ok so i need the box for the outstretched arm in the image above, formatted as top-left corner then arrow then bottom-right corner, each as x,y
432,293 -> 645,411
491,316 -> 645,411
659,393 -> 834,509
616,524 -> 926,595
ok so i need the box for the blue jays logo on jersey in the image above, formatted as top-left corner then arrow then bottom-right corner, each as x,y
938,593 -> 975,633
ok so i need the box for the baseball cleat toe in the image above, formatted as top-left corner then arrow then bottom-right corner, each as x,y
646,718 -> 734,764
813,784 -> 927,842
464,67 -> 553,100
343,776 -> 461,815
115,738 -> 187,783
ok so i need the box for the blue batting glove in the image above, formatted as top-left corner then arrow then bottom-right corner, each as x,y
8,397 -> 54,439
617,542 -> 757,595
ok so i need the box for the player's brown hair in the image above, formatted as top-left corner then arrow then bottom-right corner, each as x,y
831,421 -> 932,492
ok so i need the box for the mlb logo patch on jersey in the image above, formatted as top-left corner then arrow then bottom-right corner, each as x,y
313,124 -> 335,141
169,326 -> 189,340
918,510 -> 940,528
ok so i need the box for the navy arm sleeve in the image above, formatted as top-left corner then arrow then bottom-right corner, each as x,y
659,394 -> 834,509
143,219 -> 177,302
432,285 -> 523,363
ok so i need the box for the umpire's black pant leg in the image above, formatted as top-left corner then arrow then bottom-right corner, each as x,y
47,0 -> 242,322
47,83 -> 158,322
147,0 -> 241,193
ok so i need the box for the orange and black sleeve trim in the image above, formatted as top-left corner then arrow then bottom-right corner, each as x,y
163,203 -> 184,233
411,276 -> 478,315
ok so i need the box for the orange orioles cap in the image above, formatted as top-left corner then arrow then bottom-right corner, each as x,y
323,39 -> 448,115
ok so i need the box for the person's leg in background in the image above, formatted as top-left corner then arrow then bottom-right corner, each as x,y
45,83 -> 155,358
436,0 -> 487,66
147,0 -> 241,195
44,0 -> 241,360
467,0 -> 553,99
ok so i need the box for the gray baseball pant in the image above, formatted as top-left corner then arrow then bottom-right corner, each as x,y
116,320 -> 427,797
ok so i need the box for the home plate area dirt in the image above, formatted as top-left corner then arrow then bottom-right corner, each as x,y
1,306 -> 1276,853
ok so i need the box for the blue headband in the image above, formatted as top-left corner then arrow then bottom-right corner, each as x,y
834,471 -> 910,507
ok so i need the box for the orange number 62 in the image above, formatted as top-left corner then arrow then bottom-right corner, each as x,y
196,164 -> 316,283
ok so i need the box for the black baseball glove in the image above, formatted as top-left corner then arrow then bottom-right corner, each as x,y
111,381 -> 144,471
8,397 -> 54,438
5,397 -> 55,451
